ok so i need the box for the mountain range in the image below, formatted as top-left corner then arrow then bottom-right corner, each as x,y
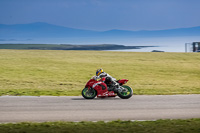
0,22 -> 200,41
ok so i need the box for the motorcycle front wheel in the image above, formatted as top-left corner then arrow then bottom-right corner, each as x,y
117,85 -> 133,99
82,87 -> 97,99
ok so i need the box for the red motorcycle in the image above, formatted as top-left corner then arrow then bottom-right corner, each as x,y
82,76 -> 133,99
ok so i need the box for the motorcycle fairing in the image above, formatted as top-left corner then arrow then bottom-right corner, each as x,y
92,81 -> 116,97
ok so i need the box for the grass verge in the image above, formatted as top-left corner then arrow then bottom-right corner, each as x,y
0,50 -> 200,96
0,119 -> 200,133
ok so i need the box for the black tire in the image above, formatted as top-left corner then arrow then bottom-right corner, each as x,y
82,87 -> 97,99
117,85 -> 133,99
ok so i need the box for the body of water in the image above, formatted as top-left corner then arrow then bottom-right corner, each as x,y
0,36 -> 199,52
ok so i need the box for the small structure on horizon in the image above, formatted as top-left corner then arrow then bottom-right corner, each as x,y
185,42 -> 200,52
192,42 -> 200,52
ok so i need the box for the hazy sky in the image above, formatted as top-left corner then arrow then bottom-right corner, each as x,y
0,0 -> 200,31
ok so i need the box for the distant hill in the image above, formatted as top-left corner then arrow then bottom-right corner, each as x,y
0,22 -> 98,38
103,27 -> 200,37
0,22 -> 200,41
0,44 -> 155,50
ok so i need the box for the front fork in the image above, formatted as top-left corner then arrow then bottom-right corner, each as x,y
85,86 -> 93,94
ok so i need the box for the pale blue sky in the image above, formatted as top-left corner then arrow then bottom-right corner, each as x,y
0,0 -> 200,31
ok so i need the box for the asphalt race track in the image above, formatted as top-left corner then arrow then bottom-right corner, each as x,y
0,95 -> 200,123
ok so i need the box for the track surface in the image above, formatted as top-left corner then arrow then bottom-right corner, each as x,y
0,95 -> 200,123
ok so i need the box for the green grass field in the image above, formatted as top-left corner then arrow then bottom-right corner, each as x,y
0,49 -> 200,96
0,119 -> 200,133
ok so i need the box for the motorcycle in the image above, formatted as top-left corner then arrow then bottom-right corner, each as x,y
82,76 -> 133,99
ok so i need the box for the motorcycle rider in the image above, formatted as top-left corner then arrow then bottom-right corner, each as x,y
95,68 -> 119,91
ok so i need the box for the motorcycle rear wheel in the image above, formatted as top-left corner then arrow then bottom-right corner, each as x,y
117,85 -> 133,99
82,87 -> 97,99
